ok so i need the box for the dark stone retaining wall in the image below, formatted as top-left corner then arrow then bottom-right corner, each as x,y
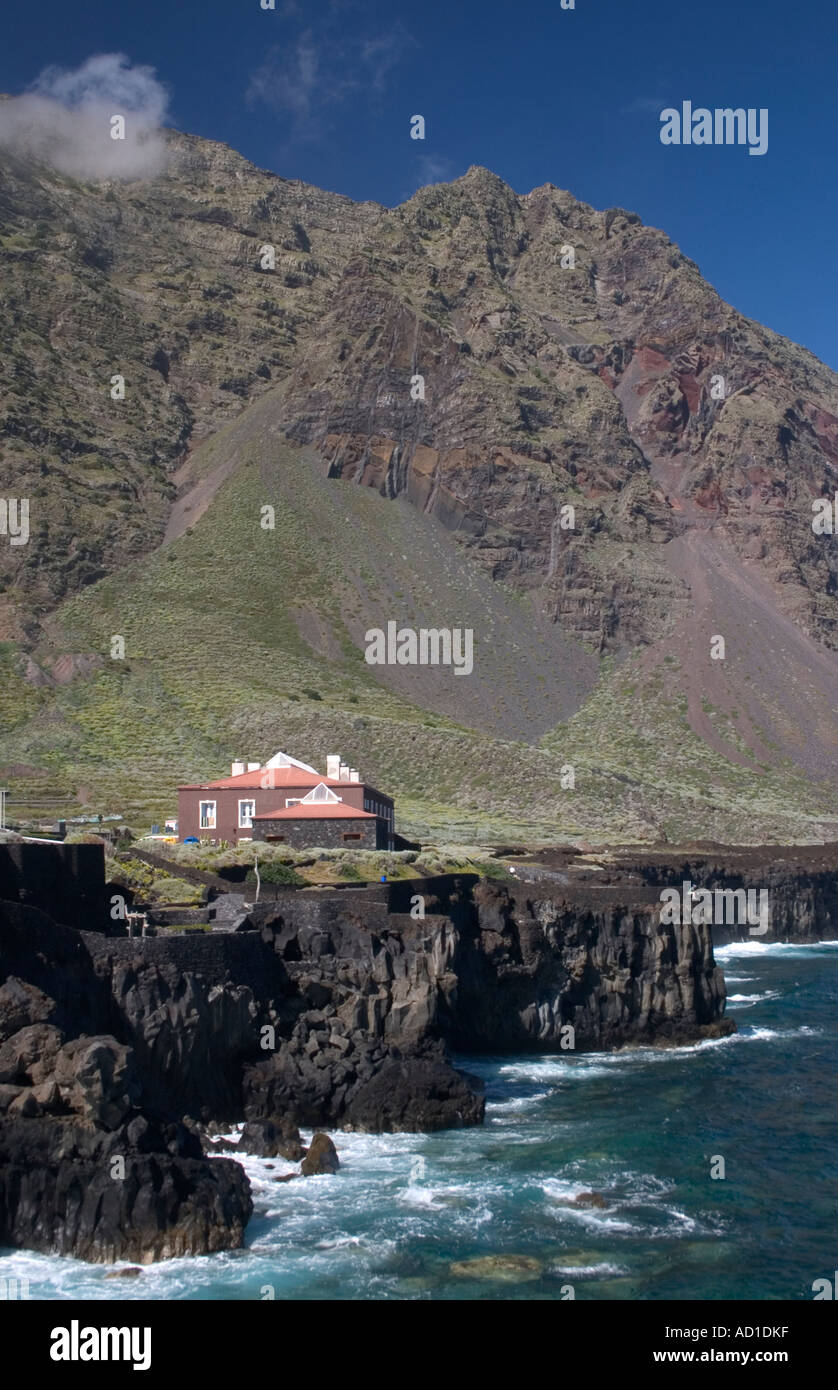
251,816 -> 378,849
0,842 -> 108,931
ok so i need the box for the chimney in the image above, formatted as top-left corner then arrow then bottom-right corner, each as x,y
349,769 -> 359,782
339,763 -> 350,781
326,754 -> 341,781
231,760 -> 246,776
247,762 -> 261,772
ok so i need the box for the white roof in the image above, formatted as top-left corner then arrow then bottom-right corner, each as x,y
264,750 -> 320,775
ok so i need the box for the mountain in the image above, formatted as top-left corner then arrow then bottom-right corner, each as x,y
1,128 -> 837,843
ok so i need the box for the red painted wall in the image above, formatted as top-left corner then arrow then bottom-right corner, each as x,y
178,779 -> 394,845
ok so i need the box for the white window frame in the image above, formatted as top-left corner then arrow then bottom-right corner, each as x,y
238,799 -> 255,828
199,800 -> 216,830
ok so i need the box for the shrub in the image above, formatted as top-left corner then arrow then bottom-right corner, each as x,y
246,860 -> 305,888
148,876 -> 203,905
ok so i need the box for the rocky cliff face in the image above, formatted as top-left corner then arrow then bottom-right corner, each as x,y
6,141 -> 835,657
241,878 -> 731,1088
452,881 -> 730,1048
510,842 -> 838,943
0,870 -> 731,1257
592,843 -> 838,944
0,902 -> 252,1263
1,1113 -> 251,1264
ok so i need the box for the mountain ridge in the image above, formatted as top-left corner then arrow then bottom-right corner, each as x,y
1,126 -> 836,843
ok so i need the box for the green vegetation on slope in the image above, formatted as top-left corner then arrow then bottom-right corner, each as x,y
2,433 -> 833,845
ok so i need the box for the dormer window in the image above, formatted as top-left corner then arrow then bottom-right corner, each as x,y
301,782 -> 341,803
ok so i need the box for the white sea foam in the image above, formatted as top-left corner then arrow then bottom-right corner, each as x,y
398,1184 -> 442,1207
611,1171 -> 676,1200
313,1235 -> 365,1250
558,1209 -> 639,1233
716,939 -> 838,959
489,1090 -> 552,1112
540,1182 -> 638,1232
496,1059 -> 613,1083
541,1177 -> 591,1201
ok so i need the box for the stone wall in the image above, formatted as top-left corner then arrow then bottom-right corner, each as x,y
0,842 -> 108,931
251,816 -> 377,848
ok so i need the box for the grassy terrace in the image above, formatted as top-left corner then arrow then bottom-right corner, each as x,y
107,841 -> 512,905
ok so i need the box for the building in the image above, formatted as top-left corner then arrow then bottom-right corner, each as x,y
177,750 -> 395,849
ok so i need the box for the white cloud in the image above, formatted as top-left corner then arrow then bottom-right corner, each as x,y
247,20 -> 414,144
0,53 -> 171,180
247,31 -> 325,122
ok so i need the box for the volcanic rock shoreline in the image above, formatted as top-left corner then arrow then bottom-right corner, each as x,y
510,842 -> 838,944
0,866 -> 738,1264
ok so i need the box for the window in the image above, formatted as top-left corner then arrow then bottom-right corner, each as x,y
266,834 -> 286,842
301,782 -> 340,803
238,799 -> 255,828
285,798 -> 301,807
343,832 -> 362,841
199,800 -> 216,830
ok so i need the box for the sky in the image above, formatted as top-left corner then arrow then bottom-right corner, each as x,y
2,0 -> 836,367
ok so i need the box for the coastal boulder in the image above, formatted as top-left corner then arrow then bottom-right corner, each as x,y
0,977 -> 56,1041
0,1023 -> 64,1085
342,1043 -> 486,1133
244,1037 -> 485,1134
0,1116 -> 253,1264
53,1036 -> 141,1130
300,1132 -> 339,1175
239,1117 -> 305,1160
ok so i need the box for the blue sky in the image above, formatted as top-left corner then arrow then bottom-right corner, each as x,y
3,0 -> 836,367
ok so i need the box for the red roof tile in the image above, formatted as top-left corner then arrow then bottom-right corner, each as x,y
179,768 -> 343,791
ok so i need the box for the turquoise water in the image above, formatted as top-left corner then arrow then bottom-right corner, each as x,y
4,939 -> 837,1301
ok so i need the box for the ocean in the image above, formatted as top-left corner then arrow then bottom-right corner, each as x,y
4,939 -> 837,1301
